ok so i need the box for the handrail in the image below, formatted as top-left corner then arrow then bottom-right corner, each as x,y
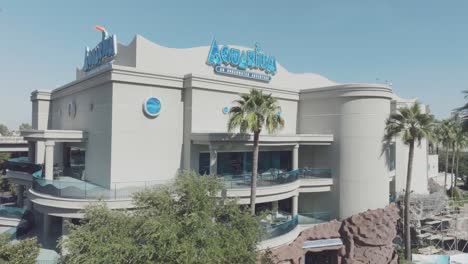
3,158 -> 42,176
32,177 -> 165,200
262,215 -> 299,240
220,167 -> 332,189
298,211 -> 332,224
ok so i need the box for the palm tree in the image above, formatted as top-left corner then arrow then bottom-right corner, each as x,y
430,120 -> 444,155
438,119 -> 456,191
384,101 -> 433,260
227,89 -> 284,215
456,91 -> 468,131
452,124 -> 467,196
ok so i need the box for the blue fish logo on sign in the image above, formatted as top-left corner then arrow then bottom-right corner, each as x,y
206,40 -> 277,82
144,97 -> 161,117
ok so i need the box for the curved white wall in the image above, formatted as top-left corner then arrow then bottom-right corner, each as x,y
299,85 -> 393,218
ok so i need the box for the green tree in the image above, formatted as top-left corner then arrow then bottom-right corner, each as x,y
60,171 -> 263,264
18,123 -> 31,131
452,124 -> 468,196
385,101 -> 433,261
437,119 -> 456,190
227,89 -> 284,215
0,236 -> 39,264
0,124 -> 11,136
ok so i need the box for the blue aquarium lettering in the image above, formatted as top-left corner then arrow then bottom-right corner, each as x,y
206,40 -> 277,82
83,29 -> 118,72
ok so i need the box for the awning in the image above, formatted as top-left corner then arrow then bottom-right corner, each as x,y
302,238 -> 343,249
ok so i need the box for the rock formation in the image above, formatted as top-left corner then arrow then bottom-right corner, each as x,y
266,204 -> 399,264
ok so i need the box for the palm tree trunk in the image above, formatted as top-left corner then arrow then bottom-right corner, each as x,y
450,146 -> 456,197
444,147 -> 449,190
250,131 -> 260,216
404,140 -> 415,260
455,150 -> 460,195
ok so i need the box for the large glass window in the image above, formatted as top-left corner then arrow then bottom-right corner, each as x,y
199,151 -> 292,176
199,153 -> 210,175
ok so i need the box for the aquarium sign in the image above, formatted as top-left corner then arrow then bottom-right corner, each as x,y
206,40 -> 277,82
83,26 -> 118,72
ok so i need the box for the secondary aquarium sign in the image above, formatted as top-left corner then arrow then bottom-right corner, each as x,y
83,26 -> 118,72
206,40 -> 277,82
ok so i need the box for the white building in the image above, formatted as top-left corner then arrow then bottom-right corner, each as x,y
4,29 -> 435,248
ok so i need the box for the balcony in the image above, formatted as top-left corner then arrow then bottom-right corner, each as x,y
31,177 -> 164,200
261,211 -> 299,240
298,211 -> 332,225
3,157 -> 42,178
217,168 -> 333,204
221,167 -> 332,189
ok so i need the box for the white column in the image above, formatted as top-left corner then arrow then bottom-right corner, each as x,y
272,200 -> 279,213
43,214 -> 51,239
61,217 -> 71,256
16,185 -> 24,207
35,141 -> 45,164
44,141 -> 55,180
292,144 -> 299,170
209,144 -> 217,175
292,195 -> 298,217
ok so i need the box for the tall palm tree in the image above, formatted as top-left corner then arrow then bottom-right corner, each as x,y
456,91 -> 468,131
438,119 -> 456,190
428,120 -> 443,154
452,125 -> 467,196
227,89 -> 284,215
384,101 -> 433,260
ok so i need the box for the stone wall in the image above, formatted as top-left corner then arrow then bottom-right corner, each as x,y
266,204 -> 399,264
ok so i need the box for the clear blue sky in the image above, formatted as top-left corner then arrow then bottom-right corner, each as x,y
1,0 -> 467,129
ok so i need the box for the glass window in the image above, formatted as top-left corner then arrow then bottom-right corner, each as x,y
199,153 -> 210,175
200,151 -> 292,176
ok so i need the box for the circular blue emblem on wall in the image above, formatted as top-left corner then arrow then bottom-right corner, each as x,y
143,97 -> 161,117
222,106 -> 230,114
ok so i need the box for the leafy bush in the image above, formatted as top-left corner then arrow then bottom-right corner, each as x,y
61,171 -> 263,264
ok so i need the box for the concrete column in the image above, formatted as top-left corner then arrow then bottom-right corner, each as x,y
44,141 -> 55,180
43,214 -> 51,239
272,200 -> 279,213
25,198 -> 32,210
292,195 -> 298,217
28,142 -> 35,163
16,185 -> 24,207
209,144 -> 217,175
61,217 -> 70,236
292,144 -> 299,170
61,217 -> 71,256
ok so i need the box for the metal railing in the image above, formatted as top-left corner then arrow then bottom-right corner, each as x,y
220,167 -> 331,189
0,207 -> 26,219
0,137 -> 26,144
0,227 -> 17,241
3,158 -> 42,176
262,214 -> 299,240
298,211 -> 332,225
32,178 -> 165,200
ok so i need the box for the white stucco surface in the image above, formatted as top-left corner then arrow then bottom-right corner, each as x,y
23,34 -> 431,233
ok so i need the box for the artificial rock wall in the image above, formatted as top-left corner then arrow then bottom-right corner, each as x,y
268,204 -> 400,264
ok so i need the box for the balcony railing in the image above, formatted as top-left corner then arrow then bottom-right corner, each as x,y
3,157 -> 42,177
32,177 -> 165,200
0,207 -> 26,219
261,212 -> 299,240
220,167 -> 331,189
298,211 -> 332,225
